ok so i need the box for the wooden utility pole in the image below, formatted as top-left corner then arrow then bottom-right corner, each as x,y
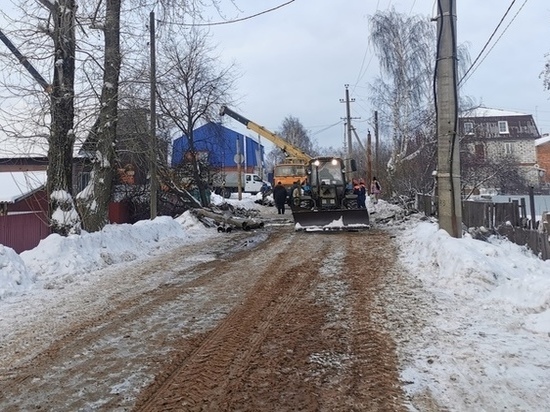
340,84 -> 355,158
149,11 -> 158,219
367,130 -> 372,186
436,0 -> 461,238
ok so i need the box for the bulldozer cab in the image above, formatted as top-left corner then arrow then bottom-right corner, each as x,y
309,158 -> 345,186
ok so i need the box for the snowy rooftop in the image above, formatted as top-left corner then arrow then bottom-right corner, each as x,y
461,107 -> 529,118
536,134 -> 550,146
0,136 -> 50,159
0,171 -> 46,203
0,135 -> 83,159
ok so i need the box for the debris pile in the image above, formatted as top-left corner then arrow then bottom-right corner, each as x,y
190,203 -> 264,232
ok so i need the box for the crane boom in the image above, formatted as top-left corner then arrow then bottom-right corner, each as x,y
0,29 -> 51,93
219,105 -> 311,163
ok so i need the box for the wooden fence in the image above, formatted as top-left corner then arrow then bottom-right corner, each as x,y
416,194 -> 550,261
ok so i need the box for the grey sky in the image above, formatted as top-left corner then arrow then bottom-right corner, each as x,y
204,0 -> 550,150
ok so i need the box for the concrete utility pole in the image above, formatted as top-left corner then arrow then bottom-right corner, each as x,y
149,11 -> 158,219
436,0 -> 462,238
340,84 -> 355,158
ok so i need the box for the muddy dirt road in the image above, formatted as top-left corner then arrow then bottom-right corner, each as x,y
0,219 -> 411,411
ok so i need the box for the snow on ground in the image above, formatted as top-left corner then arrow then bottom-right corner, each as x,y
390,215 -> 550,411
1,192 -> 550,410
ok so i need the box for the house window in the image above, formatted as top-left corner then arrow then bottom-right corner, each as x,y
464,122 -> 474,135
504,142 -> 513,155
498,121 -> 509,134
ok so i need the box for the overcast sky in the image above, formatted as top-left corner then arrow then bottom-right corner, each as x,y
198,0 -> 550,150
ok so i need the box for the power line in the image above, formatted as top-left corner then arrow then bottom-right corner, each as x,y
459,0 -> 528,86
309,121 -> 342,136
171,0 -> 296,27
458,0 -> 522,86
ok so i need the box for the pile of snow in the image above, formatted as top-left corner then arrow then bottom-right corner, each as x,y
394,217 -> 550,410
0,212 -> 214,300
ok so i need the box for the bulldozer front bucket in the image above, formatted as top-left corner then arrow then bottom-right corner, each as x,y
292,208 -> 370,231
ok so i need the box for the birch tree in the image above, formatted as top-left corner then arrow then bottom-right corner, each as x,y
368,8 -> 470,197
368,8 -> 435,188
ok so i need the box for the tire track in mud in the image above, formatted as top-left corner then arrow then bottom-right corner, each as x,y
1,222 -> 411,411
342,229 -> 408,411
134,234 -> 333,411
0,230 -> 284,411
135,229 -> 408,412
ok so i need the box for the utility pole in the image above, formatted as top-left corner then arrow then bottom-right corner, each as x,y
149,11 -> 158,219
340,84 -> 355,158
436,0 -> 461,238
367,130 -> 372,186
236,137 -> 243,200
374,111 -> 379,178
257,133 -> 263,180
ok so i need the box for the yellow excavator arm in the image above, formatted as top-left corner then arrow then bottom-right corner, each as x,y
219,105 -> 311,163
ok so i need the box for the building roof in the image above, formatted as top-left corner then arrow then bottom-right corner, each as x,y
461,107 -> 529,118
535,134 -> 550,146
0,171 -> 47,203
0,135 -> 83,159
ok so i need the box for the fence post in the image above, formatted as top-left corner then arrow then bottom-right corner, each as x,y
529,187 -> 537,229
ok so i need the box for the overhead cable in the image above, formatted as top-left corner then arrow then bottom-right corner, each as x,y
175,0 -> 295,27
458,0 -> 521,86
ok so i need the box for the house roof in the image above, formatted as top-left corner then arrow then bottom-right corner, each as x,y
535,134 -> 550,146
0,136 -> 49,159
0,171 -> 47,203
459,106 -> 539,139
0,135 -> 83,159
461,107 -> 529,118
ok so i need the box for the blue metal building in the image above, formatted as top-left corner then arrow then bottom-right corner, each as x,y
171,122 -> 265,171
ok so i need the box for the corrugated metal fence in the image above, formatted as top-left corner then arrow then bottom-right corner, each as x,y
416,194 -> 550,260
0,212 -> 51,254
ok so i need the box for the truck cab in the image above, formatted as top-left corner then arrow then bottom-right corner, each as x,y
243,173 -> 269,193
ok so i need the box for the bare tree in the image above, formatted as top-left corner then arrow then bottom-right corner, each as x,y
35,0 -> 81,235
266,116 -> 315,171
368,9 -> 435,175
368,8 -> 471,199
460,145 -> 530,198
156,28 -> 237,207
1,0 -> 241,231
76,0 -> 121,232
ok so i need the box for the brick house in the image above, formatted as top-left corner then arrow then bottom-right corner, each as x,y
459,107 -> 541,190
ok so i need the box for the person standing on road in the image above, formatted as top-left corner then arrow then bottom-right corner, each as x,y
272,181 -> 288,214
370,177 -> 381,205
289,180 -> 301,209
260,182 -> 270,203
356,178 -> 367,209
